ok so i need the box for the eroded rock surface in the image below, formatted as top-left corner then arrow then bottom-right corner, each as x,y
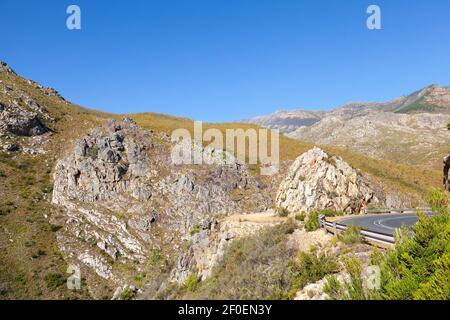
0,102 -> 48,136
276,147 -> 379,215
51,118 -> 272,288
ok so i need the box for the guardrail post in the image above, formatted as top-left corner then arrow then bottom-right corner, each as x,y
333,222 -> 337,236
318,214 -> 327,234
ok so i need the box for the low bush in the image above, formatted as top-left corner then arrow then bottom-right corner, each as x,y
326,189 -> 450,300
185,273 -> 200,293
337,225 -> 362,245
45,273 -> 65,289
187,222 -> 297,299
276,207 -> 290,217
189,224 -> 201,236
324,255 -> 371,300
295,212 -> 306,222
291,247 -> 339,291
117,287 -> 136,300
305,209 -> 342,232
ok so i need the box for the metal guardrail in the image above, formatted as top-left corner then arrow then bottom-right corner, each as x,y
318,214 -> 395,247
364,207 -> 433,215
319,208 -> 435,247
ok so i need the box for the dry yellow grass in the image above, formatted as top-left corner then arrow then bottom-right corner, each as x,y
130,112 -> 441,200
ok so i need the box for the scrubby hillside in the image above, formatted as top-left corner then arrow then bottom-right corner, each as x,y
0,61 -> 444,299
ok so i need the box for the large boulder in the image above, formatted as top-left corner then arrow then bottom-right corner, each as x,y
276,147 -> 378,215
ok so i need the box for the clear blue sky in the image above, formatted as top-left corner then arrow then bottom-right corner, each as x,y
1,0 -> 450,122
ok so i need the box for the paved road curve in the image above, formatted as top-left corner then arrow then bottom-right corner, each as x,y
338,214 -> 421,236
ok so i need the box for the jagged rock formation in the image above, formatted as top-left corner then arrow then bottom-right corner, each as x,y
276,147 -> 379,215
0,101 -> 48,136
51,118 -> 272,286
445,154 -> 450,192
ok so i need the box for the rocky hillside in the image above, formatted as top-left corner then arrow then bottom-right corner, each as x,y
287,111 -> 450,169
50,117 -> 271,294
245,85 -> 450,169
0,61 -> 445,299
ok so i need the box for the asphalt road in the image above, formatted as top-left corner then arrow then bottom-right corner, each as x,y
339,214 -> 421,236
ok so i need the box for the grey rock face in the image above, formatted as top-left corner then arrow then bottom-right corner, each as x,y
53,118 -> 153,204
52,118 -> 271,287
276,147 -> 379,215
0,102 -> 48,136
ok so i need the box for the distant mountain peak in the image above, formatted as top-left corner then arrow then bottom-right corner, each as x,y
245,84 -> 450,133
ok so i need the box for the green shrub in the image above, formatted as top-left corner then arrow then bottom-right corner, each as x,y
117,287 -> 136,300
276,207 -> 290,217
189,224 -> 201,236
46,224 -> 62,233
185,273 -> 200,292
337,225 -> 362,245
295,212 -> 306,222
187,222 -> 297,299
334,189 -> 450,300
323,275 -> 345,300
447,119 -> 450,130
305,209 -> 342,232
324,255 -> 373,300
45,273 -> 65,289
0,170 -> 6,178
41,185 -> 53,194
377,210 -> 450,300
147,248 -> 161,266
427,188 -> 449,213
291,247 -> 339,290
305,214 -> 320,232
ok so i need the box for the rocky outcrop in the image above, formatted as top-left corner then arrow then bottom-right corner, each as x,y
53,118 -> 153,204
276,147 -> 378,215
445,154 -> 450,192
0,102 -> 48,136
51,118 -> 272,287
169,212 -> 286,284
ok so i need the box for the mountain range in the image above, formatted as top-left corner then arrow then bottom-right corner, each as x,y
244,85 -> 450,168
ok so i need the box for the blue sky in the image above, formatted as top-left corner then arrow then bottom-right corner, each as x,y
1,0 -> 450,122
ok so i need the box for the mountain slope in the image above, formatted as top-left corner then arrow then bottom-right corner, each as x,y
0,61 -> 444,299
245,85 -> 450,169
